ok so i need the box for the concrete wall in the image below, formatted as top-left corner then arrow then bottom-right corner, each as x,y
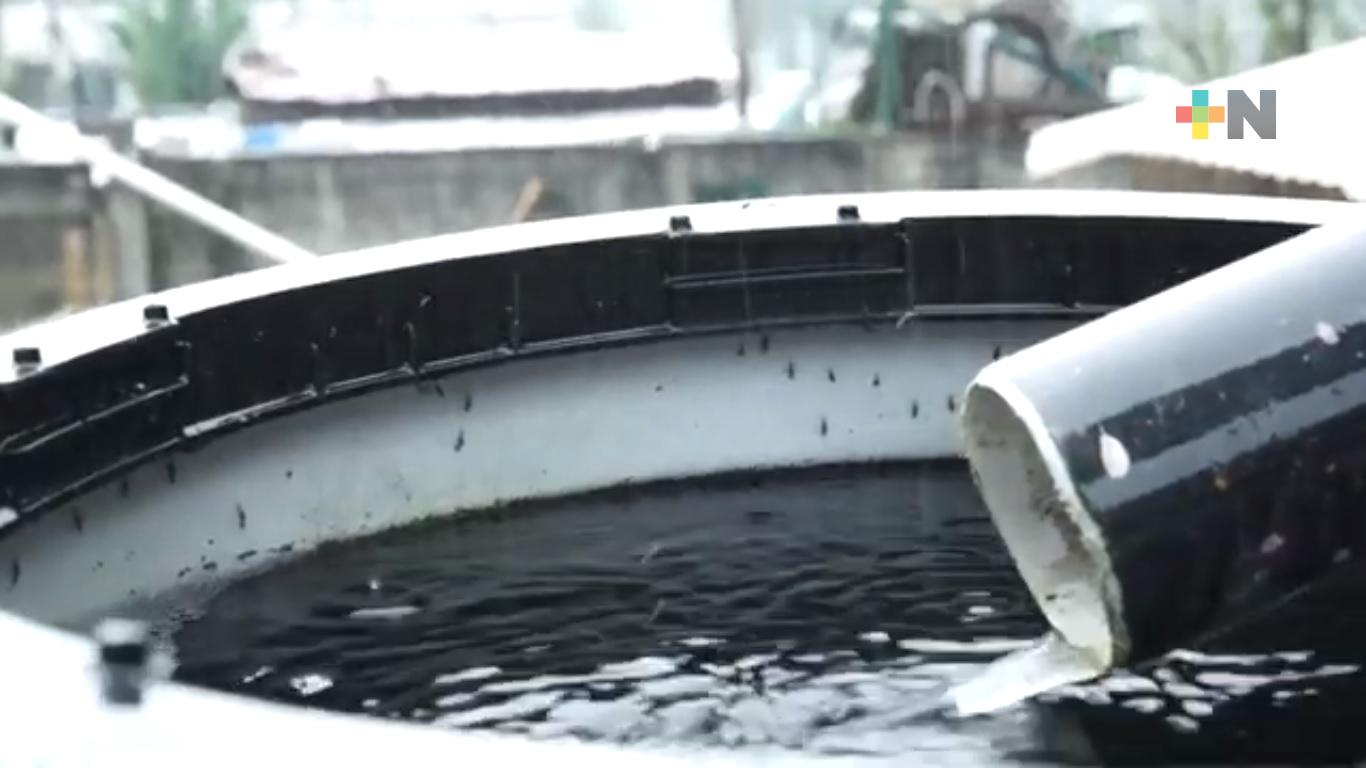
0,164 -> 153,329
1,134 -> 1022,326
0,164 -> 94,328
144,134 -> 1003,286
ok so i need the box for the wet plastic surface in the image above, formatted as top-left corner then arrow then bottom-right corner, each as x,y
977,220 -> 1366,661
0,204 -> 1307,525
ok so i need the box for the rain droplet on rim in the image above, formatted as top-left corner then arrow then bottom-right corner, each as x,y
1315,321 -> 1341,346
1099,430 -> 1131,479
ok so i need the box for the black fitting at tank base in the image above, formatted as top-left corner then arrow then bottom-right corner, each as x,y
964,216 -> 1366,669
94,618 -> 151,707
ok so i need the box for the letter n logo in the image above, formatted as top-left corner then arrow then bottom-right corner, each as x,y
1227,90 -> 1277,139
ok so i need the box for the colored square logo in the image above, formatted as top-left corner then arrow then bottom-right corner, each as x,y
1176,88 -> 1276,140
1177,90 -> 1226,139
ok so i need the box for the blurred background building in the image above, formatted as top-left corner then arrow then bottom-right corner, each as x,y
0,0 -> 1359,327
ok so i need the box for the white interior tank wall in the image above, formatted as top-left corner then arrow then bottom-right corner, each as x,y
0,319 -> 1073,625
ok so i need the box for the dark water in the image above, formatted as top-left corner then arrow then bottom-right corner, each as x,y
169,464 -> 1366,763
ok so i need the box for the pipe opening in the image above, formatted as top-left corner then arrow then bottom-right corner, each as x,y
962,375 -> 1128,671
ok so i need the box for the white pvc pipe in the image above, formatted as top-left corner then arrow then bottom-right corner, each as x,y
0,92 -> 316,265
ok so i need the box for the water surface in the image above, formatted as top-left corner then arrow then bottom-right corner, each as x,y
169,463 -> 1366,763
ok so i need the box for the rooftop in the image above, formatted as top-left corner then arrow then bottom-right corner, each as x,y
224,12 -> 739,118
1026,37 -> 1366,199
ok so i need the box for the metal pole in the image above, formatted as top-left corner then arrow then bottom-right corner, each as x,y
1296,0 -> 1313,54
0,93 -> 315,265
873,0 -> 902,130
730,0 -> 752,125
42,0 -> 68,111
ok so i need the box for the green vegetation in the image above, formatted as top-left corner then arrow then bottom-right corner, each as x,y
1161,0 -> 1364,82
115,0 -> 248,106
573,0 -> 625,32
1258,0 -> 1364,61
1158,1 -> 1237,81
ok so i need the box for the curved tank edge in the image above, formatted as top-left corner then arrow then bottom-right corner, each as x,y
0,194 -> 1322,533
1,320 -> 1076,624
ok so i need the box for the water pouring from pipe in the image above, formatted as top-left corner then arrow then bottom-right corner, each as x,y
954,213 -> 1366,715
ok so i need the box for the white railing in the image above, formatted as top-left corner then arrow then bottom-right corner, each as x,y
0,93 -> 316,265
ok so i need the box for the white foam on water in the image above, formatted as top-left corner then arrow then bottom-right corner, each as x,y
761,667 -> 802,687
734,653 -> 779,671
635,674 -> 718,699
598,656 -> 679,679
434,691 -> 564,728
1167,649 -> 1277,666
347,604 -> 422,621
1193,670 -> 1264,689
1163,681 -> 1215,700
1186,662 -> 1358,693
1048,683 -> 1112,706
1122,697 -> 1165,714
810,671 -> 884,687
545,697 -> 651,741
1165,714 -> 1201,733
896,637 -> 1034,654
434,666 -> 502,685
1182,699 -> 1216,717
482,673 -> 598,694
289,672 -> 334,696
1102,673 -> 1160,694
676,636 -> 724,648
434,691 -> 478,708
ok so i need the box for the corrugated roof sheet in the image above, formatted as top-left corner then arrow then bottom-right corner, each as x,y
1026,37 -> 1366,199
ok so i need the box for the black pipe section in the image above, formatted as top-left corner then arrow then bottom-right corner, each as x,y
963,215 -> 1366,670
